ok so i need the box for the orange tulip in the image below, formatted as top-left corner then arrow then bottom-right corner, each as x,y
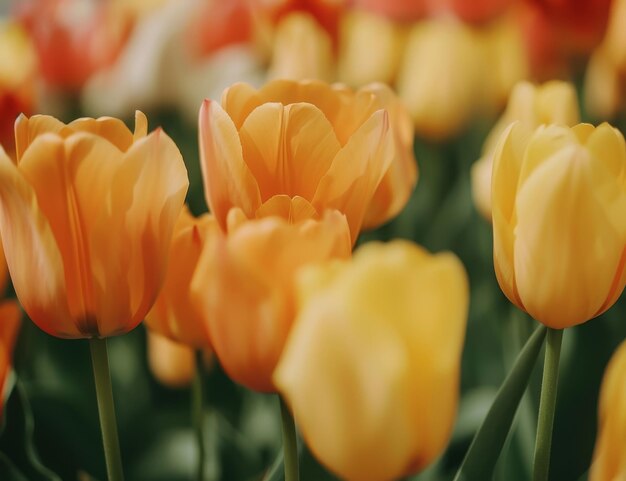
352,0 -> 428,22
0,111 -> 189,338
589,340 -> 626,481
145,206 -> 217,349
191,208 -> 351,392
0,301 -> 21,418
147,330 -> 196,389
199,79 -> 415,243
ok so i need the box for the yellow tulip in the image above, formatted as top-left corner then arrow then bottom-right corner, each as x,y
145,206 -> 217,348
602,0 -> 626,74
589,340 -> 626,481
0,301 -> 21,418
199,79 -> 416,243
492,122 -> 626,328
471,80 -> 580,220
0,111 -> 189,338
337,9 -> 406,88
396,19 -> 484,140
147,330 -> 196,389
584,48 -> 623,120
268,12 -> 334,82
191,208 -> 351,392
274,241 -> 468,481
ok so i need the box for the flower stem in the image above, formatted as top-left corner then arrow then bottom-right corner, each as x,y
89,337 -> 124,481
532,327 -> 563,481
193,350 -> 205,481
279,397 -> 299,481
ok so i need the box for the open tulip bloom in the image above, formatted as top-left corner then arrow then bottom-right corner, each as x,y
0,111 -> 189,481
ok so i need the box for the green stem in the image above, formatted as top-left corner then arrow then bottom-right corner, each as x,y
193,351 -> 205,481
279,397 -> 299,481
532,328 -> 564,481
89,338 -> 124,481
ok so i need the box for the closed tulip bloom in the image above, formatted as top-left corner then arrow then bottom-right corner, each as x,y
589,340 -> 626,481
337,10 -> 406,88
396,20 -> 484,140
191,208 -> 351,392
274,241 -> 468,481
199,79 -> 406,243
471,80 -> 580,220
492,122 -> 626,328
147,330 -> 196,389
584,48 -> 623,120
268,13 -> 334,82
0,301 -> 21,418
0,111 -> 189,338
145,206 -> 217,348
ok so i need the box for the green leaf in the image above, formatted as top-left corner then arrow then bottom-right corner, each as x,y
0,380 -> 62,481
453,325 -> 547,481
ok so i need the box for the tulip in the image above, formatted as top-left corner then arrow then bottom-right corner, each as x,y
471,80 -> 580,220
147,330 -> 196,389
602,0 -> 626,74
274,240 -> 468,481
441,0 -> 514,24
191,208 -> 351,392
589,340 -> 626,481
492,122 -> 626,328
584,48 -> 623,121
268,12 -> 334,82
199,79 -> 415,242
0,111 -> 189,338
351,0 -> 428,22
145,206 -> 217,348
0,22 -> 37,152
396,19 -> 485,140
337,10 -> 406,88
0,301 -> 21,419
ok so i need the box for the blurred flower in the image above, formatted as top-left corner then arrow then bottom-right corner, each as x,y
0,301 -> 21,418
268,12 -> 334,81
396,19 -> 484,140
337,9 -> 406,88
0,111 -> 188,338
438,0 -> 514,24
199,79 -> 403,243
351,0 -> 427,22
17,0 -> 132,90
191,208 -> 351,392
601,0 -> 626,74
147,330 -> 196,388
584,48 -> 623,120
589,339 -> 626,481
145,206 -> 217,349
492,122 -> 626,328
258,0 -> 346,41
0,21 -> 37,153
471,80 -> 579,220
275,240 -> 468,481
81,0 -> 264,123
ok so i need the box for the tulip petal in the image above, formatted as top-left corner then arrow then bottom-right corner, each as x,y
14,114 -> 66,162
68,117 -> 135,152
199,99 -> 261,228
89,129 -> 189,336
221,82 -> 262,129
255,195 -> 319,223
239,102 -> 341,202
0,148 -> 76,337
514,146 -> 626,328
585,122 -> 626,184
313,110 -> 393,243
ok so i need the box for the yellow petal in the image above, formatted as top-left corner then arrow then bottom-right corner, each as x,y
589,340 -> 626,481
0,147 -> 76,337
221,82 -> 262,130
585,123 -> 626,184
238,102 -> 341,202
133,110 -> 148,140
313,110 -> 393,243
14,114 -> 66,163
198,99 -> 261,229
68,116 -> 135,152
514,144 -> 626,328
255,195 -> 319,223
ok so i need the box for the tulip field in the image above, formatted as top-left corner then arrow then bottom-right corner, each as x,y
1,1 -> 626,481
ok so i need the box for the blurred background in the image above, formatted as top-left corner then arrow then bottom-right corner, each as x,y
1,0 -> 626,480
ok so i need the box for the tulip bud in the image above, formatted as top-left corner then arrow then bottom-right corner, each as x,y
275,240 -> 468,481
589,340 -> 626,481
471,80 -> 580,220
492,122 -> 626,328
147,330 -> 196,389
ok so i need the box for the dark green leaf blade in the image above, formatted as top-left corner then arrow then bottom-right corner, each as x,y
454,325 -> 547,481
